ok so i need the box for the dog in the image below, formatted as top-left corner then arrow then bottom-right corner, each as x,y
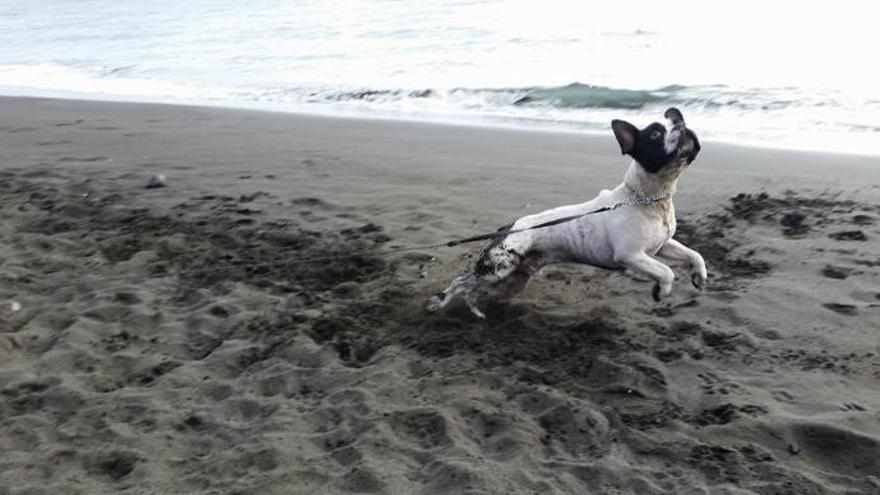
426,107 -> 706,318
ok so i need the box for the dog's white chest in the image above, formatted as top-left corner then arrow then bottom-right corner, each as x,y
648,205 -> 676,254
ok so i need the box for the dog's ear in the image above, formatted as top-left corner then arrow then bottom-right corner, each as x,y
611,120 -> 638,155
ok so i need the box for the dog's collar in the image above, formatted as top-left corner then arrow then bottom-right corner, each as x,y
623,184 -> 672,206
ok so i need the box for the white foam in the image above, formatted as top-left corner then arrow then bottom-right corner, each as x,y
1,38 -> 878,158
0,63 -> 230,101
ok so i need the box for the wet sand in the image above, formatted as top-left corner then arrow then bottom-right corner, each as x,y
1,96 -> 879,494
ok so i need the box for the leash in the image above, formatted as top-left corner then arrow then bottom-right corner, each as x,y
311,191 -> 673,258
443,192 -> 671,248
263,192 -> 672,261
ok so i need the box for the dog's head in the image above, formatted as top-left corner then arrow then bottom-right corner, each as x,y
611,107 -> 701,173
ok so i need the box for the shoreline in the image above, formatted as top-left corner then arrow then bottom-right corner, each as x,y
2,89 -> 878,158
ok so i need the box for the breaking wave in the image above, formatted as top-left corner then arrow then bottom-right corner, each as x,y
1,63 -> 878,154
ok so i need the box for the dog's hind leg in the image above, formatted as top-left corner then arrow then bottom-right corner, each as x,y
464,289 -> 486,319
427,242 -> 530,317
426,272 -> 496,318
490,251 -> 544,300
425,273 -> 479,313
488,271 -> 532,300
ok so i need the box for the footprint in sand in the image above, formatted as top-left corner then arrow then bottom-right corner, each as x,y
822,303 -> 858,315
821,265 -> 854,279
828,230 -> 868,241
57,156 -> 110,163
55,119 -> 83,127
852,214 -> 875,225
790,423 -> 880,477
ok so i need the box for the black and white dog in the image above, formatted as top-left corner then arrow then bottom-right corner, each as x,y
426,107 -> 705,318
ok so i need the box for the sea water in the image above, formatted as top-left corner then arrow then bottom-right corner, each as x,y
1,0 -> 877,154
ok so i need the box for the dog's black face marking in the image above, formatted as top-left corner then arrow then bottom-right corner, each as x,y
613,119 -> 674,173
635,122 -> 672,173
612,110 -> 701,173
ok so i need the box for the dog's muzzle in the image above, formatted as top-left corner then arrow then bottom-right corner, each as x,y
664,107 -> 698,164
664,107 -> 685,127
663,108 -> 687,155
664,124 -> 685,154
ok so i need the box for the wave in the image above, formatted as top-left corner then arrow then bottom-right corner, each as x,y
308,82 -> 836,114
0,63 -> 854,115
0,63 -> 224,100
1,62 -> 878,154
512,83 -> 674,110
309,83 -> 676,111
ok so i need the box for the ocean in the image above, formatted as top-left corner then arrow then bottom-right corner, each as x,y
1,0 -> 877,155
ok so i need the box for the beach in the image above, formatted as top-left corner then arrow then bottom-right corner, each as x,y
1,95 -> 879,494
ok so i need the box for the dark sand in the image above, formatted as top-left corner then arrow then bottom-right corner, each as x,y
1,96 -> 879,494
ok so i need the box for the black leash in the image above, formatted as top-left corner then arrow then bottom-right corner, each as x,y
260,192 -> 673,260
444,192 -> 671,248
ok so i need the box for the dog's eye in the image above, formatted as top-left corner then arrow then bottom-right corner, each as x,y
650,130 -> 662,140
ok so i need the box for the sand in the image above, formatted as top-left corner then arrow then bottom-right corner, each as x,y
1,96 -> 879,494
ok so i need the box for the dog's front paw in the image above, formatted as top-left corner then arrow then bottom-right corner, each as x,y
652,282 -> 674,302
692,272 -> 707,291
